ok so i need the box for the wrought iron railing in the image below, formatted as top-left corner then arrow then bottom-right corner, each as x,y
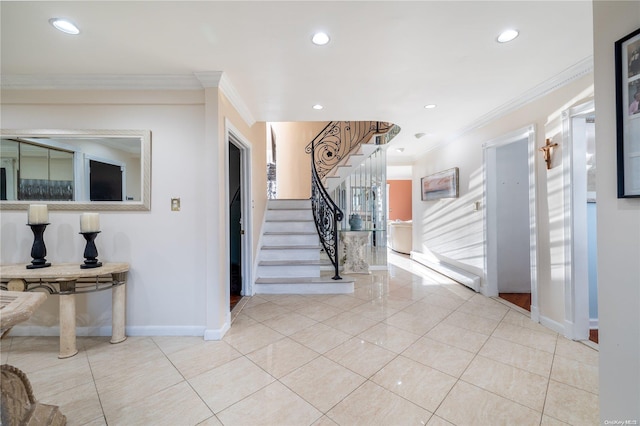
310,125 -> 344,280
305,121 -> 394,180
307,121 -> 398,280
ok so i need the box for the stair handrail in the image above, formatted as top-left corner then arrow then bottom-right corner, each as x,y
307,120 -> 399,281
305,121 -> 395,180
310,122 -> 344,280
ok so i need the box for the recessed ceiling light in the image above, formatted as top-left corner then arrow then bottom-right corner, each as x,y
497,29 -> 519,43
312,32 -> 330,46
424,104 -> 436,109
312,104 -> 324,110
49,18 -> 80,35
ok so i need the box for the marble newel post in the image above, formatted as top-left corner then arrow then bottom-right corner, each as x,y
340,231 -> 371,274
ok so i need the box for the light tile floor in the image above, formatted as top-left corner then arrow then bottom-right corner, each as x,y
1,251 -> 599,425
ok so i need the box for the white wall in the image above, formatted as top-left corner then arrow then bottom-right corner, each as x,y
593,2 -> 640,421
412,74 -> 594,328
0,89 -> 246,336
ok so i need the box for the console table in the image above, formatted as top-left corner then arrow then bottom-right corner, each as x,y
0,263 -> 129,358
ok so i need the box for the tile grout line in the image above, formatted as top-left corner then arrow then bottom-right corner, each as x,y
148,336 -> 220,425
425,306 -> 502,423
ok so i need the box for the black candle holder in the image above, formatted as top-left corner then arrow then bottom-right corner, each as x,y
80,231 -> 102,269
27,223 -> 51,269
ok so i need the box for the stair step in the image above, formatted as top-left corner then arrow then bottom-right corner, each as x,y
254,276 -> 355,295
262,233 -> 319,246
261,245 -> 320,250
259,260 -> 330,266
264,231 -> 316,235
264,221 -> 316,233
266,219 -> 314,223
259,246 -> 320,261
268,199 -> 311,209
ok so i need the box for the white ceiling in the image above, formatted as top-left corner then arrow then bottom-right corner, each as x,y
0,1 -> 594,165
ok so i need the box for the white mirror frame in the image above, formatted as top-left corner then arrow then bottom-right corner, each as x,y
0,129 -> 151,211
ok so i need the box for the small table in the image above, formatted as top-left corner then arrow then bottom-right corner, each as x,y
0,290 -> 47,337
339,231 -> 371,274
0,263 -> 129,358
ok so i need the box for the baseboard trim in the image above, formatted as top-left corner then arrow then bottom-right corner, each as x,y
8,325 -> 207,337
538,315 -> 565,335
410,251 -> 481,292
530,305 -> 540,323
589,318 -> 599,329
204,321 -> 230,341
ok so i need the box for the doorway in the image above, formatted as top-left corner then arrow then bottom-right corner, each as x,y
225,123 -> 253,315
562,101 -> 596,342
229,142 -> 242,309
483,126 -> 538,318
89,160 -> 123,201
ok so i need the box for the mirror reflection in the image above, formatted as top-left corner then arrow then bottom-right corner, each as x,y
0,130 -> 150,211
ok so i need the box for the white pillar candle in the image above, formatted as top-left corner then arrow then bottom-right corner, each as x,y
80,213 -> 100,233
28,204 -> 48,224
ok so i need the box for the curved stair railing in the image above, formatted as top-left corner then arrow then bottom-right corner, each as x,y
305,121 -> 395,179
310,127 -> 344,280
308,121 -> 398,280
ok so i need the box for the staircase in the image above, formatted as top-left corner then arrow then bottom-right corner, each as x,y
254,199 -> 354,294
323,143 -> 381,193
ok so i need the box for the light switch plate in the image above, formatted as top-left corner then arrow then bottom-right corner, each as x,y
171,198 -> 181,211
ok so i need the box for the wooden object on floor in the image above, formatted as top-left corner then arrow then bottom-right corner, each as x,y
1,364 -> 67,426
0,290 -> 47,338
590,329 -> 599,344
499,293 -> 532,312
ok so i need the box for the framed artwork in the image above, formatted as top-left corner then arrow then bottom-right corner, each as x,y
421,167 -> 459,201
615,27 -> 640,198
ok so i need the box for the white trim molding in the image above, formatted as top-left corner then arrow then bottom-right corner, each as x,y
0,74 -> 205,90
482,125 -> 539,316
1,71 -> 256,127
422,56 -> 593,155
219,74 -> 256,127
9,325 -> 207,337
204,314 -> 231,340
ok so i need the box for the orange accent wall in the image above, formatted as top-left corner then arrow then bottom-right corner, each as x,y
387,180 -> 412,220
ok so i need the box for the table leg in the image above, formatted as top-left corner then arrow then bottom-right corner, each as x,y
110,284 -> 126,344
58,294 -> 78,358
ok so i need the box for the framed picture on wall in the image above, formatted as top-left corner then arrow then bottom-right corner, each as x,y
615,27 -> 640,198
421,167 -> 459,201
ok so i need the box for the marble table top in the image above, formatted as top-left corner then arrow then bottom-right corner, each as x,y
0,263 -> 129,280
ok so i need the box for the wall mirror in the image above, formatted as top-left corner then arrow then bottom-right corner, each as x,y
0,129 -> 151,211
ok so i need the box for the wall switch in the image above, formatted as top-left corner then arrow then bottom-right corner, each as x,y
171,198 -> 181,211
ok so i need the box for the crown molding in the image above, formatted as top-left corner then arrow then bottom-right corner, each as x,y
421,55 -> 594,156
193,71 -> 223,88
0,74 -> 205,90
195,71 -> 256,126
1,71 -> 257,127
218,73 -> 256,127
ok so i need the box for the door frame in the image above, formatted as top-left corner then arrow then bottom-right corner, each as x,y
224,120 -> 254,300
561,100 -> 594,340
482,125 -> 539,319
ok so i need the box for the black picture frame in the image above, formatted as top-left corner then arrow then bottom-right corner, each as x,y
615,27 -> 640,198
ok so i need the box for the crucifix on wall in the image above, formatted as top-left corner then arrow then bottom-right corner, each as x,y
539,138 -> 558,170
